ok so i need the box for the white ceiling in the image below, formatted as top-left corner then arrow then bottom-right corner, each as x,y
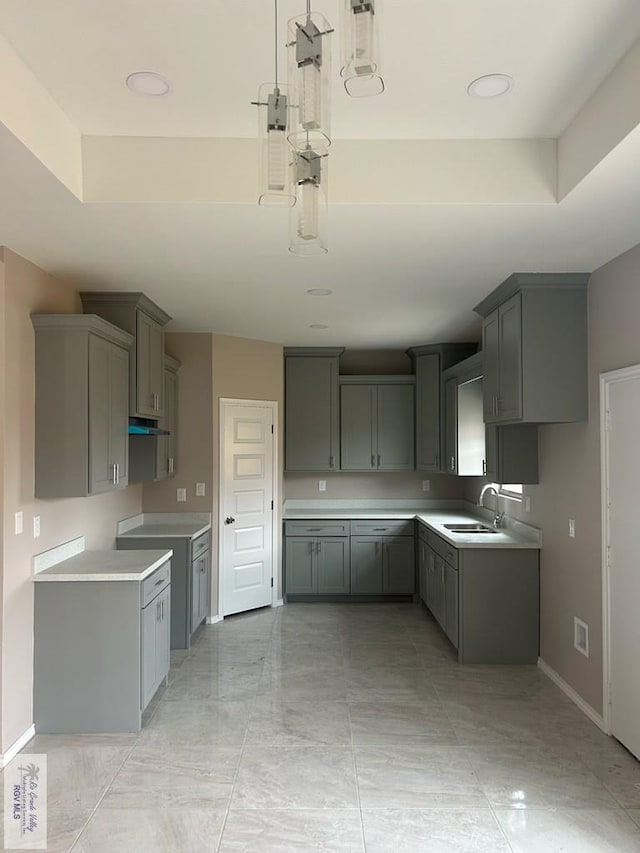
1,1 -> 640,347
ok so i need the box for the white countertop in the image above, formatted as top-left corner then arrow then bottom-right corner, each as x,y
33,548 -> 173,582
116,512 -> 211,540
283,501 -> 541,549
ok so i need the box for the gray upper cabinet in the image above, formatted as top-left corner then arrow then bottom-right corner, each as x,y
474,273 -> 590,424
284,348 -> 343,471
80,292 -> 171,419
407,344 -> 478,473
130,354 -> 181,483
442,353 -> 485,477
485,423 -> 539,484
340,378 -> 415,472
32,315 -> 133,498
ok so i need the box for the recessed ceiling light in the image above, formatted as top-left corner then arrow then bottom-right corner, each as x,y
126,71 -> 172,97
309,324 -> 329,329
467,74 -> 513,99
306,289 -> 333,296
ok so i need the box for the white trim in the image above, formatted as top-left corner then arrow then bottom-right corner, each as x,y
206,614 -> 223,625
538,658 -> 606,733
599,362 -> 640,735
271,598 -> 284,608
218,398 -> 280,617
0,725 -> 36,768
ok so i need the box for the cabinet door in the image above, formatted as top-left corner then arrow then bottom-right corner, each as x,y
377,385 -> 415,471
136,311 -> 165,417
156,587 -> 171,686
110,342 -> 130,488
285,538 -> 316,594
285,357 -> 339,471
444,563 -> 459,649
191,558 -> 202,631
484,423 -> 499,482
88,334 -> 113,494
415,353 -> 441,472
434,554 -> 446,630
141,598 -> 159,709
418,540 -> 428,604
316,538 -> 350,594
444,377 -> 457,474
166,367 -> 178,476
340,385 -> 377,470
350,537 -> 383,594
198,551 -> 210,624
497,293 -> 523,421
482,309 -> 500,423
383,537 -> 415,594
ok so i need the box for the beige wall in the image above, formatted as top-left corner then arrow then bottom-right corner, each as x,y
284,471 -> 466,501
142,332 -> 213,514
0,249 -> 143,754
465,240 -> 640,715
212,335 -> 284,608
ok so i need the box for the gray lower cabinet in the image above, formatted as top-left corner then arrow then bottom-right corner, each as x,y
350,536 -> 415,595
32,315 -> 133,498
284,348 -> 343,471
419,524 -> 539,664
116,530 -> 210,648
340,380 -> 415,471
285,536 -> 350,596
34,559 -> 171,733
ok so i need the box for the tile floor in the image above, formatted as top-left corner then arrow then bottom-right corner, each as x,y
8,602 -> 640,852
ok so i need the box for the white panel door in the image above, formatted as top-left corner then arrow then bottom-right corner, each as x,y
607,373 -> 640,759
221,403 -> 274,616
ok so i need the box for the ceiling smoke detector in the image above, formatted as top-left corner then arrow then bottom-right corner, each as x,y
126,71 -> 172,97
467,74 -> 513,98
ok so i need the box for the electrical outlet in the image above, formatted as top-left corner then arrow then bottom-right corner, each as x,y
14,511 -> 23,535
33,516 -> 41,539
422,480 -> 431,492
569,518 -> 576,538
318,480 -> 327,492
177,488 -> 187,502
574,617 -> 589,657
524,495 -> 531,513
196,482 -> 206,497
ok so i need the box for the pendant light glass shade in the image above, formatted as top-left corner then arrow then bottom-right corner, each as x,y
340,0 -> 384,97
256,83 -> 295,206
289,147 -> 328,255
287,12 -> 332,152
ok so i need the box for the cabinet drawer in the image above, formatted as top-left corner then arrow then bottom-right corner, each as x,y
141,560 -> 171,607
192,531 -> 210,559
285,520 -> 351,537
350,520 -> 414,537
427,531 -> 458,569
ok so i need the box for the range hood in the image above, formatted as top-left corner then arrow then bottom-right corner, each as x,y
128,417 -> 170,436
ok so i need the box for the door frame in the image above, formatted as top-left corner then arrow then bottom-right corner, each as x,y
600,362 -> 640,734
218,398 -> 280,620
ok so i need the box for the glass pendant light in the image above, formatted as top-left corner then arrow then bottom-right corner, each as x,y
340,0 -> 384,97
289,146 -> 328,255
254,1 -> 295,206
287,3 -> 333,153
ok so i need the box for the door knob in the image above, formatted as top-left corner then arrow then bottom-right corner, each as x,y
225,516 -> 235,525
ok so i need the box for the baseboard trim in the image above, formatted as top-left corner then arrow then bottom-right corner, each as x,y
0,725 -> 36,768
271,599 -> 284,609
537,657 -> 606,732
206,614 -> 223,625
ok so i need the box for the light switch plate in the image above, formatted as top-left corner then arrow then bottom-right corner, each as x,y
196,482 -> 206,497
422,480 -> 431,492
33,516 -> 41,539
177,488 -> 187,502
569,518 -> 576,538
14,511 -> 23,535
318,480 -> 327,492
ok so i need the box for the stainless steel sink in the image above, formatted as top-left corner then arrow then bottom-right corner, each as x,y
443,523 -> 498,534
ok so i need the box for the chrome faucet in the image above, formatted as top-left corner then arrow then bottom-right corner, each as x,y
478,484 -> 504,529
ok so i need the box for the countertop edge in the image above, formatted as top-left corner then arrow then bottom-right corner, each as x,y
32,549 -> 174,582
116,522 -> 212,540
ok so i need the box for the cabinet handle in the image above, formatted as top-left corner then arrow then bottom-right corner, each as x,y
154,577 -> 165,587
156,600 -> 161,622
482,459 -> 486,476
371,454 -> 375,469
375,541 -> 380,556
435,453 -> 439,467
377,454 -> 381,468
329,455 -> 335,468
161,599 -> 164,621
168,457 -> 174,474
317,540 -> 322,554
450,456 -> 455,471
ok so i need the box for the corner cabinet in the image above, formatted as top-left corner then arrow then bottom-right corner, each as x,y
407,344 -> 478,473
474,273 -> 589,425
80,292 -> 171,419
340,377 -> 415,472
129,354 -> 181,483
32,315 -> 134,498
284,348 -> 343,471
